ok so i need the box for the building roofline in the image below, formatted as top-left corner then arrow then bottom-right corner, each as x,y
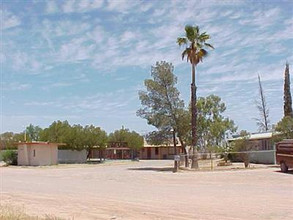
16,142 -> 66,146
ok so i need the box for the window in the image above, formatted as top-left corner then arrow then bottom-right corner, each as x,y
155,148 -> 159,155
33,149 -> 36,157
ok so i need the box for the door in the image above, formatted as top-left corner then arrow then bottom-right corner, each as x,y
147,148 -> 152,159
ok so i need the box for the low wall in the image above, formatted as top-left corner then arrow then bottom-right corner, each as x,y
58,149 -> 87,164
249,150 -> 276,164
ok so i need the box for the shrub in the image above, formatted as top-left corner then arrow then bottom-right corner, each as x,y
1,150 -> 17,165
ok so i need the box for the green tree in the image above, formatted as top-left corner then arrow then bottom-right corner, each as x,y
40,121 -> 108,158
0,132 -> 16,149
137,61 -> 190,166
63,124 -> 86,150
0,132 -> 26,149
84,125 -> 108,159
109,127 -> 143,159
26,124 -> 42,141
231,130 -> 251,168
145,129 -> 173,146
274,116 -> 293,141
284,63 -> 292,117
177,25 -> 214,168
197,95 -> 237,152
40,120 -> 71,143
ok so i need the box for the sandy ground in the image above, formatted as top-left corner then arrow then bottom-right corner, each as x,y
0,160 -> 292,220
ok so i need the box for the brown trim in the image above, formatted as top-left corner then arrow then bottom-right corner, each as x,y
106,147 -> 130,150
16,142 -> 65,146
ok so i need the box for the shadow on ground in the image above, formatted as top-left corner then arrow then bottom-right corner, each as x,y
275,170 -> 293,175
128,167 -> 173,172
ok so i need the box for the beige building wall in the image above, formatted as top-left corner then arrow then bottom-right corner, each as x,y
18,143 -> 58,166
18,145 -> 29,165
140,147 -> 180,159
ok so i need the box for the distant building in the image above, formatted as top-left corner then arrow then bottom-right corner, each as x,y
89,139 -> 183,160
139,139 -> 183,160
17,142 -> 64,166
228,132 -> 274,150
105,141 -> 131,159
228,132 -> 275,164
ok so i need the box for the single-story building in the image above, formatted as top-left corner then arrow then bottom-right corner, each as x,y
228,132 -> 276,164
88,140 -> 183,160
139,139 -> 183,160
228,132 -> 274,150
139,145 -> 183,160
17,142 -> 64,166
105,141 -> 131,159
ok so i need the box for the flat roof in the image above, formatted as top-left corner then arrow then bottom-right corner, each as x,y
17,142 -> 66,146
106,147 -> 130,150
228,132 -> 273,141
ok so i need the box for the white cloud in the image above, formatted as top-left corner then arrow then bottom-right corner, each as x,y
11,51 -> 44,73
63,1 -> 75,13
86,25 -> 106,44
0,9 -> 21,30
106,0 -> 138,13
63,0 -> 104,13
24,101 -> 57,106
120,31 -> 137,43
0,53 -> 6,63
2,82 -> 31,91
46,0 -> 58,14
42,19 -> 92,37
57,37 -> 95,62
239,7 -> 281,29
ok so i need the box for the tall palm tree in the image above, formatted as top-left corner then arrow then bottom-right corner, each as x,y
177,25 -> 213,168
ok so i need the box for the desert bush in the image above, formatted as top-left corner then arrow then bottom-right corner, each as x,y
0,204 -> 63,220
1,150 -> 17,165
230,131 -> 252,168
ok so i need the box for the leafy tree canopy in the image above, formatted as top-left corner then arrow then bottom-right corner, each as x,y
274,116 -> 293,141
26,124 -> 42,141
137,61 -> 184,131
197,95 -> 237,150
39,121 -> 108,151
108,127 -> 144,149
0,132 -> 25,149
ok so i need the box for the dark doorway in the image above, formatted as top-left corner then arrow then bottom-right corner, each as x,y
147,148 -> 152,159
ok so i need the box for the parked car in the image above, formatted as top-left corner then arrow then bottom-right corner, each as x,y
276,139 -> 293,173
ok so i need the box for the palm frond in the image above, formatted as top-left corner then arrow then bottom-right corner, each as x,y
204,43 -> 214,49
182,48 -> 191,61
196,42 -> 202,49
198,49 -> 208,60
194,26 -> 199,35
181,49 -> 188,60
177,37 -> 187,46
199,33 -> 210,42
185,25 -> 196,42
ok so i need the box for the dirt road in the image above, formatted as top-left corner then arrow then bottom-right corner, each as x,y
1,160 -> 292,219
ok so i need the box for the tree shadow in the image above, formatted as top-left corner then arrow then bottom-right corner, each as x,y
128,167 -> 173,172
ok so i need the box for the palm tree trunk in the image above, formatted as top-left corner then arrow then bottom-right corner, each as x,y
191,63 -> 199,169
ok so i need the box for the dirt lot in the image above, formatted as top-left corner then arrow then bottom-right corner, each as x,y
0,160 -> 292,220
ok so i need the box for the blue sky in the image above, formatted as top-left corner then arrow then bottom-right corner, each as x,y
1,0 -> 293,135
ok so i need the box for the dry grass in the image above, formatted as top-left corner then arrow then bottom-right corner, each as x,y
0,204 -> 63,220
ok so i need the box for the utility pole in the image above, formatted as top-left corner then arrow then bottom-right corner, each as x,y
173,129 -> 179,172
23,125 -> 27,142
